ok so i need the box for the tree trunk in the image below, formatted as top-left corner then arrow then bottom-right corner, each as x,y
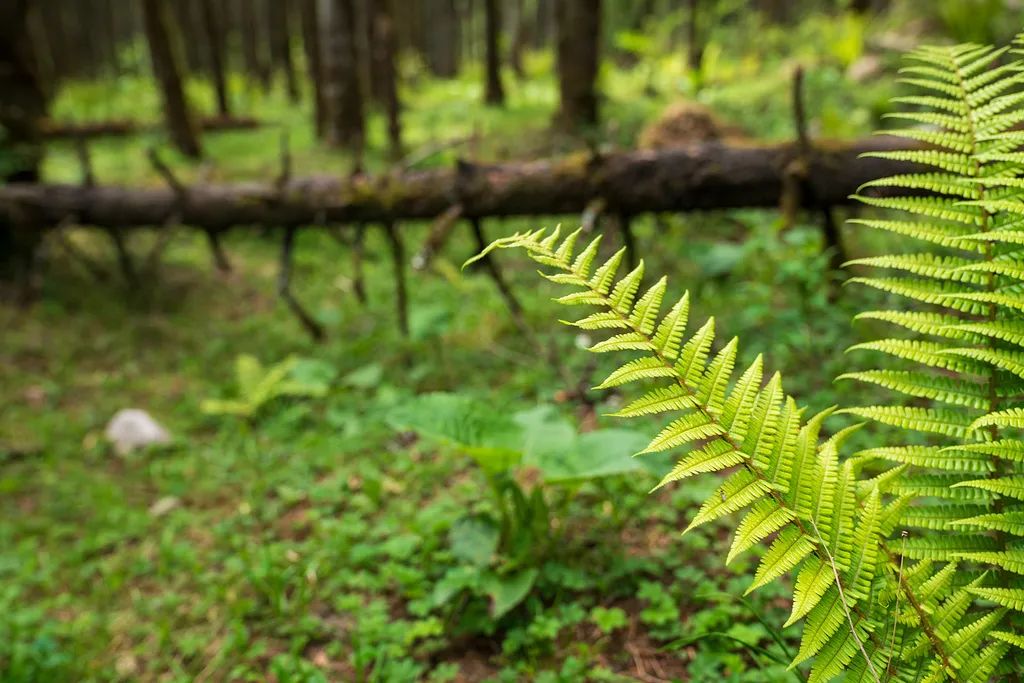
422,0 -> 459,77
268,0 -> 300,102
534,0 -> 553,48
238,0 -> 271,90
0,137 -> 920,231
370,0 -> 402,159
199,0 -> 230,116
142,0 -> 202,158
508,0 -> 528,79
299,0 -> 328,138
554,0 -> 600,131
483,0 -> 505,105
319,0 -> 365,153
0,0 -> 47,289
686,0 -> 702,71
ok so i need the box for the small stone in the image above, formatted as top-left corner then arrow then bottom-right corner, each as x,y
148,496 -> 181,518
104,409 -> 172,455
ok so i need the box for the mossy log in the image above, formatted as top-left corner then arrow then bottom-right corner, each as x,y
0,137 -> 915,232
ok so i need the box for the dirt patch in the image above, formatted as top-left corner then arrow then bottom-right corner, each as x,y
639,102 -> 747,150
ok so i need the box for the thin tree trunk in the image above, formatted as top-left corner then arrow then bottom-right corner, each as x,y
534,0 -> 552,48
0,0 -> 47,289
141,0 -> 202,158
200,0 -> 230,116
319,0 -> 365,153
554,0 -> 600,131
268,0 -> 300,102
508,0 -> 527,79
370,0 -> 402,159
423,0 -> 459,77
299,0 -> 328,138
239,0 -> 271,91
686,0 -> 702,71
483,0 -> 505,105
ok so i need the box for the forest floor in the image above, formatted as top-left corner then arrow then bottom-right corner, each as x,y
3,26 -> 907,683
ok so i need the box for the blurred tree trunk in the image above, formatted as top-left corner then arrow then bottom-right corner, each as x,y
239,0 -> 271,91
172,0 -> 207,74
508,0 -> 528,79
0,0 -> 47,288
686,0 -> 702,71
554,0 -> 600,131
199,0 -> 231,116
319,0 -> 365,154
299,0 -> 328,138
268,0 -> 300,101
370,0 -> 402,159
422,0 -> 459,77
483,0 -> 505,105
534,0 -> 553,48
142,0 -> 202,158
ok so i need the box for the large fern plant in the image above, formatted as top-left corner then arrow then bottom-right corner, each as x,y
468,38 -> 1024,682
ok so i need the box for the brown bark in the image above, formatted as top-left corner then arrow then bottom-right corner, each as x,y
0,0 -> 47,288
319,0 -> 365,152
141,0 -> 202,158
199,0 -> 231,116
268,0 -> 300,102
554,0 -> 601,131
369,0 -> 402,159
687,0 -> 702,71
299,0 -> 328,138
422,0 -> 459,77
1,138 -> 919,232
508,0 -> 528,79
238,0 -> 271,90
483,0 -> 505,105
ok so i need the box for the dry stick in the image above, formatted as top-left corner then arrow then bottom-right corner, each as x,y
145,148 -> 194,275
75,135 -> 95,187
108,228 -> 139,288
54,217 -> 109,282
470,217 -> 527,322
412,203 -> 464,271
278,226 -> 326,341
791,66 -> 846,273
206,229 -> 232,273
275,131 -> 292,193
142,213 -> 181,276
383,220 -> 409,336
351,224 -> 368,306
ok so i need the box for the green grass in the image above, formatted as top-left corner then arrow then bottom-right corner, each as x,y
3,15 -> 931,682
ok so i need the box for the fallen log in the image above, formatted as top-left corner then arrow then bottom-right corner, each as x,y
40,115 -> 262,141
0,136 -> 914,231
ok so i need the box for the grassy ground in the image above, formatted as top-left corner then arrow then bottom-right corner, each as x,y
2,15 -> 926,683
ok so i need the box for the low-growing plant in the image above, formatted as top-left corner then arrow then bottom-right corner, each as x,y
200,354 -> 333,421
388,393 -> 667,628
468,36 -> 1024,681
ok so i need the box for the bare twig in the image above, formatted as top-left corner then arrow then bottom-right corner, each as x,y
75,135 -> 95,187
581,197 -> 606,233
205,229 -> 232,273
383,221 -> 408,336
278,226 -> 325,341
412,204 -> 464,271
791,65 -> 846,272
107,229 -> 139,288
351,224 -> 367,306
146,147 -> 187,198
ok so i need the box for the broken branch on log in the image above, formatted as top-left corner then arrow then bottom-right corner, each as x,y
278,226 -> 325,341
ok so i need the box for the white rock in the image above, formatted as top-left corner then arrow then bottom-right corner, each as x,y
104,409 -> 171,455
148,496 -> 181,518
